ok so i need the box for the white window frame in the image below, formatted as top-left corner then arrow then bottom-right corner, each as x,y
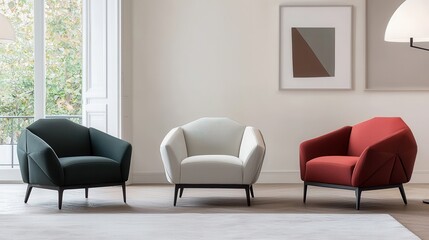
34,0 -> 45,121
82,0 -> 121,137
0,0 -> 122,182
0,0 -> 46,181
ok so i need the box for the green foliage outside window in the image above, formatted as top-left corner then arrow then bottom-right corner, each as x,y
0,0 -> 82,144
45,0 -> 82,116
0,0 -> 34,118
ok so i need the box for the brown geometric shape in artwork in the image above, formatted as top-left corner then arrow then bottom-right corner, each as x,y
292,28 -> 330,78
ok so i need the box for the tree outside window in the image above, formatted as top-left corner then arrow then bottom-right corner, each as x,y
0,0 -> 82,166
45,0 -> 82,117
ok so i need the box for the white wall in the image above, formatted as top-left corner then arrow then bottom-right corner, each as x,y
126,0 -> 429,183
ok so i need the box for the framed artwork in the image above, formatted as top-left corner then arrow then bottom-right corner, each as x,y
366,0 -> 429,90
279,6 -> 352,90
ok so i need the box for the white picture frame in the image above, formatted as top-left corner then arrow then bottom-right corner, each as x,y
279,6 -> 352,90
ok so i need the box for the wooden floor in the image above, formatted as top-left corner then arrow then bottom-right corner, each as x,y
1,183 -> 429,239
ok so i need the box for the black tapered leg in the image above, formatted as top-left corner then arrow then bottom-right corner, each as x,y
85,188 -> 88,199
303,183 -> 308,203
179,187 -> 184,198
250,185 -> 254,198
399,184 -> 407,205
245,186 -> 251,206
24,184 -> 33,203
355,188 -> 362,210
174,185 -> 179,206
58,188 -> 64,210
122,182 -> 127,203
423,199 -> 429,204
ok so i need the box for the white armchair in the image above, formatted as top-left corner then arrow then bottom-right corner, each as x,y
160,117 -> 266,206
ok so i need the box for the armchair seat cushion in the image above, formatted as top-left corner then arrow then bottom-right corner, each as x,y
180,155 -> 243,184
305,156 -> 359,186
60,156 -> 122,186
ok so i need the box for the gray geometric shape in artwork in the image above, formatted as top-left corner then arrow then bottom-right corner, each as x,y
297,28 -> 335,76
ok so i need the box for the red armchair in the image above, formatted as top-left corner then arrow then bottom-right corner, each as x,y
300,117 -> 417,210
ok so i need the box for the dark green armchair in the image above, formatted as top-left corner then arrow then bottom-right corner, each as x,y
17,119 -> 132,209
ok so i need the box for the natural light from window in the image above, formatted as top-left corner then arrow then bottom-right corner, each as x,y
45,0 -> 82,119
0,0 -> 82,168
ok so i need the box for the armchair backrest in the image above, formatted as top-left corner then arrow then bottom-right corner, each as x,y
181,117 -> 245,157
26,119 -> 92,157
348,117 -> 411,156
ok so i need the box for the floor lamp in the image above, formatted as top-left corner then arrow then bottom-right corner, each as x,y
384,0 -> 429,204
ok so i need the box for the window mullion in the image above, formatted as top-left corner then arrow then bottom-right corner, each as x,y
34,0 -> 45,120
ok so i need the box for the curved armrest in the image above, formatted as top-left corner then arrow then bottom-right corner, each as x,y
352,128 -> 417,186
299,126 -> 352,180
239,127 -> 266,184
17,130 -> 31,183
89,128 -> 132,181
160,127 -> 187,183
26,131 -> 64,186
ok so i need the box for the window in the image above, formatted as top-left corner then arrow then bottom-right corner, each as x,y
0,0 -> 82,168
45,0 -> 82,120
0,0 -> 121,183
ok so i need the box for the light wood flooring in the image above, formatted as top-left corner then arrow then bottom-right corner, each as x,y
1,183 -> 429,239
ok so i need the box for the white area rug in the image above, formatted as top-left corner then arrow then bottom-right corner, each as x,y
0,214 -> 419,240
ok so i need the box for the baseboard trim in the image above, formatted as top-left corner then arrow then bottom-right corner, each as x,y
409,170 -> 429,183
132,171 -> 303,184
133,172 -> 169,184
0,168 -> 23,183
132,170 -> 429,184
2,170 -> 428,184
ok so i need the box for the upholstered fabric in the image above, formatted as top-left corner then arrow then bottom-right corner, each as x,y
17,119 -> 132,187
299,126 -> 352,181
26,119 -> 91,158
181,118 -> 246,157
160,118 -> 266,185
25,130 -> 64,186
300,117 -> 417,188
239,127 -> 266,184
16,119 -> 132,209
60,156 -> 122,186
305,156 -> 359,186
160,127 -> 187,183
181,155 -> 243,184
352,127 -> 417,187
348,117 -> 410,157
89,128 -> 133,181
300,117 -> 417,209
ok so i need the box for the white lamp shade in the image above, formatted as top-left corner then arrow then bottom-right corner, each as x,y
0,12 -> 15,42
385,0 -> 429,42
